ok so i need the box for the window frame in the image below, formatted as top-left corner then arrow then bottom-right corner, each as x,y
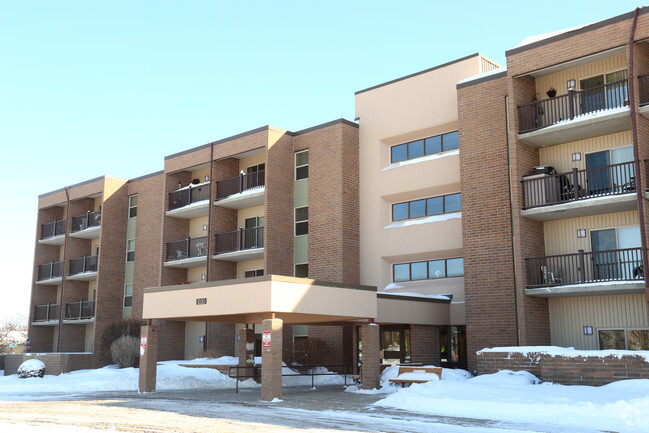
128,195 -> 138,218
294,263 -> 308,278
392,193 -> 461,221
393,257 -> 464,282
244,269 -> 264,278
295,150 -> 309,181
295,206 -> 308,236
123,283 -> 133,308
390,130 -> 459,164
126,239 -> 135,262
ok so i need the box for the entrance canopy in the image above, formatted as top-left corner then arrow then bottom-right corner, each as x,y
142,274 -> 378,324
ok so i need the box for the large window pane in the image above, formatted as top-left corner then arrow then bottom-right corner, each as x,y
409,199 -> 426,219
447,258 -> 464,277
392,203 -> 409,221
442,131 -> 459,151
598,330 -> 626,350
411,262 -> 428,280
444,193 -> 461,213
426,197 -> 443,216
408,140 -> 424,159
394,264 -> 410,282
425,136 -> 441,155
428,260 -> 445,279
391,144 -> 408,163
628,330 -> 649,350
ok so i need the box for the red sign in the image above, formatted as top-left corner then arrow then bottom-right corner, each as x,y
262,331 -> 271,349
140,334 -> 148,356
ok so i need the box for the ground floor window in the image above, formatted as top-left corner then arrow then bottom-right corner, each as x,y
599,328 -> 649,350
379,325 -> 410,366
440,325 -> 467,369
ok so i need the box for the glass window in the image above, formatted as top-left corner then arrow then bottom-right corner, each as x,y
447,258 -> 464,277
295,150 -> 309,180
126,239 -> 135,262
128,195 -> 138,218
428,260 -> 445,279
426,197 -> 443,216
394,264 -> 410,282
244,269 -> 264,278
409,199 -> 426,219
391,143 -> 408,163
411,261 -> 428,280
392,203 -> 409,221
123,284 -> 133,308
408,140 -> 424,159
442,131 -> 459,151
598,329 -> 626,350
628,330 -> 649,350
425,136 -> 441,155
444,193 -> 462,213
295,207 -> 308,236
295,263 -> 308,278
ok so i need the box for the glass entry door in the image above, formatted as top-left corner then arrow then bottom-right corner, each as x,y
586,150 -> 612,195
380,326 -> 410,366
580,75 -> 605,113
591,229 -> 618,280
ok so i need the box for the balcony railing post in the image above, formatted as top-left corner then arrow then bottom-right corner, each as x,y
568,89 -> 575,120
49,261 -> 54,280
578,249 -> 585,283
238,228 -> 243,251
187,185 -> 192,205
239,172 -> 244,194
572,168 -> 579,201
186,237 -> 191,258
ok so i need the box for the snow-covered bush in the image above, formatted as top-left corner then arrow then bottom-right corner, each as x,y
110,335 -> 140,368
290,337 -> 330,367
18,359 -> 45,378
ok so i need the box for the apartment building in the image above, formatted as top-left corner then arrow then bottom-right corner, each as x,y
355,53 -> 500,370
459,8 -> 649,370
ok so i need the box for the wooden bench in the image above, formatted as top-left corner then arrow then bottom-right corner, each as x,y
389,366 -> 442,387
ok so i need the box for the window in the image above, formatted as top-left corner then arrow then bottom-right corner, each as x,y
598,328 -> 649,350
244,269 -> 264,278
295,263 -> 308,278
128,195 -> 137,218
123,284 -> 133,308
295,150 -> 309,180
391,131 -> 459,163
126,239 -> 135,262
394,258 -> 464,282
295,207 -> 308,236
392,193 -> 461,221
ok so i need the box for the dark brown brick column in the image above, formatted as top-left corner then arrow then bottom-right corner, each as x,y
360,323 -> 380,390
261,318 -> 283,401
138,324 -> 158,393
238,327 -> 255,368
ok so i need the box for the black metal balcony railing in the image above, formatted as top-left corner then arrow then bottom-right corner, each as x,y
215,226 -> 264,254
216,170 -> 265,200
639,74 -> 649,105
37,261 -> 63,281
65,300 -> 95,320
168,183 -> 210,211
522,161 -> 636,209
518,79 -> 629,133
166,236 -> 209,261
71,210 -> 101,232
40,219 -> 66,240
69,255 -> 98,275
525,248 -> 643,288
33,303 -> 60,322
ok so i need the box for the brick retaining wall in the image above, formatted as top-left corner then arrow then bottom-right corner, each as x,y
3,353 -> 94,376
477,350 -> 649,386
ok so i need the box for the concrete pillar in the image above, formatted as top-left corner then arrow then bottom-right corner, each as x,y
237,327 -> 255,379
138,324 -> 158,393
361,323 -> 380,390
261,318 -> 283,401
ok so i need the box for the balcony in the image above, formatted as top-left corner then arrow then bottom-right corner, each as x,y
215,171 -> 265,209
70,211 -> 101,239
68,255 -> 98,281
164,236 -> 208,268
37,261 -> 63,285
39,219 -> 66,245
32,303 -> 59,324
517,79 -> 630,147
64,300 -> 95,322
521,162 -> 637,221
166,182 -> 210,219
525,248 -> 644,297
213,226 -> 264,261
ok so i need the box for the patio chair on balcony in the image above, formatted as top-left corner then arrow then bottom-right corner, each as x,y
174,250 -> 187,260
541,265 -> 562,285
559,175 -> 583,201
196,243 -> 207,256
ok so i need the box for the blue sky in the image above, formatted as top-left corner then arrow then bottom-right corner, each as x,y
0,1 -> 645,323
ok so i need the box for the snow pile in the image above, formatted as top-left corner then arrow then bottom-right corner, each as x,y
479,346 -> 649,363
18,359 -> 45,379
375,369 -> 649,432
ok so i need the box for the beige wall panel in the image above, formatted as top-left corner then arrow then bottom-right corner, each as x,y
534,54 -> 627,101
85,324 -> 94,352
549,294 -> 648,349
237,205 -> 264,228
239,151 -> 266,171
294,236 -> 308,265
544,211 -> 639,255
539,131 -> 633,173
191,167 -> 210,183
450,302 -> 466,325
187,267 -> 207,283
377,298 -> 450,325
236,259 -> 265,279
184,321 -> 206,359
294,179 -> 308,208
91,238 -> 100,255
189,216 -> 209,238
103,176 -> 127,201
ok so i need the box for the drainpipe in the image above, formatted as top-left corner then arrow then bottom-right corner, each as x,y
205,142 -> 215,349
57,186 -> 71,352
505,96 -> 522,345
627,8 -> 649,307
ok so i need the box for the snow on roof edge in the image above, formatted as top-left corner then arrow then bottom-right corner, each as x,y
457,67 -> 506,85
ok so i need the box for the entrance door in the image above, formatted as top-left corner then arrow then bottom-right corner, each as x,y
591,229 -> 618,280
618,226 -> 642,279
586,150 -> 612,195
580,75 -> 605,114
244,216 -> 264,249
380,326 -> 410,366
440,325 -> 467,370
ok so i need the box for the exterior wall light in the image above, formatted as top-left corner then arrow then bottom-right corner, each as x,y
567,79 -> 576,91
572,152 -> 581,161
577,229 -> 587,238
201,273 -> 206,280
583,326 -> 593,335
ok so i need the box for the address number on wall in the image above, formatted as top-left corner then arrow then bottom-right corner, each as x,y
196,298 -> 207,305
